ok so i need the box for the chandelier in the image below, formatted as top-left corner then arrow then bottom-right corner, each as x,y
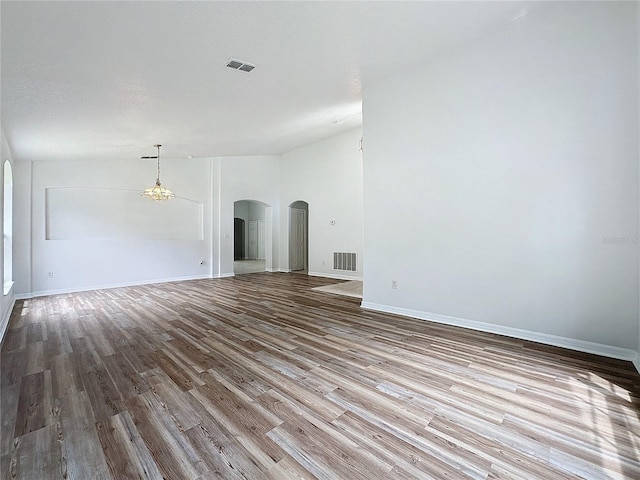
141,144 -> 175,200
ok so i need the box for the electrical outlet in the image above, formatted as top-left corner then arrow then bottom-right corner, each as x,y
391,280 -> 397,289
47,271 -> 54,278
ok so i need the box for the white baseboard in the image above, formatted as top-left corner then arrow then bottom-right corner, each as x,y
361,301 -> 637,362
633,355 -> 640,375
214,273 -> 235,279
0,295 -> 16,349
17,274 -> 213,299
308,271 -> 362,281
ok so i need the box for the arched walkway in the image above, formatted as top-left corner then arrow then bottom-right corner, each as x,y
233,199 -> 271,275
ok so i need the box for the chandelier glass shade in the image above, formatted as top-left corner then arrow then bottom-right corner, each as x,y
141,181 -> 175,201
141,144 -> 175,200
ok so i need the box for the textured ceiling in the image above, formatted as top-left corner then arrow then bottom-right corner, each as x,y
1,1 -> 533,162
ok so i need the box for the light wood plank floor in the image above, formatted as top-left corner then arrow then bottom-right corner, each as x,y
1,273 -> 639,479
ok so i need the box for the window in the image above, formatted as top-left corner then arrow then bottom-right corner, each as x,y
4,160 -> 12,294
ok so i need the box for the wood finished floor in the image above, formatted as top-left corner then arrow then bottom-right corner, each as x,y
1,273 -> 639,480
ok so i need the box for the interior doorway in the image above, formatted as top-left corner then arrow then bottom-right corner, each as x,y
289,200 -> 308,273
234,200 -> 268,275
234,218 -> 245,260
248,220 -> 266,260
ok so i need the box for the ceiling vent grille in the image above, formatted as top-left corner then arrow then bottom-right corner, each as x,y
226,58 -> 256,73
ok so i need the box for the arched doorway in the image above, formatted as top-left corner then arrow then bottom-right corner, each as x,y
234,200 -> 268,275
289,200 -> 308,273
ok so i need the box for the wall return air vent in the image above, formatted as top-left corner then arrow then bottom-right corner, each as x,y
333,252 -> 357,272
226,58 -> 257,73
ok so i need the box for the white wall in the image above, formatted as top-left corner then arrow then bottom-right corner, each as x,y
362,2 -> 639,354
234,201 -> 249,220
638,1 -> 640,373
214,156 -> 280,276
0,129 -> 16,344
24,157 -> 212,295
13,142 -> 359,293
637,309 -> 640,372
279,128 -> 363,279
250,202 -> 265,221
14,160 -> 31,296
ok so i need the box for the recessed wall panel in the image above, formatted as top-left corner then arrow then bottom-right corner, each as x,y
46,187 -> 203,240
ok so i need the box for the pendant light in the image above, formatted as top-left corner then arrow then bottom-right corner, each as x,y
141,144 -> 175,200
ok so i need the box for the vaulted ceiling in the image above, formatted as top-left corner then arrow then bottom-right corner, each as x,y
1,1 -> 533,162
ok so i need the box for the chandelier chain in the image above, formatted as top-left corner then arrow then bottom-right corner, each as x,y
155,144 -> 161,184
141,143 -> 175,200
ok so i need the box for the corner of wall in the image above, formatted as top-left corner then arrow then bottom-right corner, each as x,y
0,291 -> 16,350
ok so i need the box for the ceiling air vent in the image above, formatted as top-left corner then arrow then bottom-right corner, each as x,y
226,58 -> 257,73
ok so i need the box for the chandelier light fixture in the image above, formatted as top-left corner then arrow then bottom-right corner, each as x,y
140,144 -> 175,200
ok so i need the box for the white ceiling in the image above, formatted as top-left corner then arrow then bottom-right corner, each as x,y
1,1 -> 533,162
